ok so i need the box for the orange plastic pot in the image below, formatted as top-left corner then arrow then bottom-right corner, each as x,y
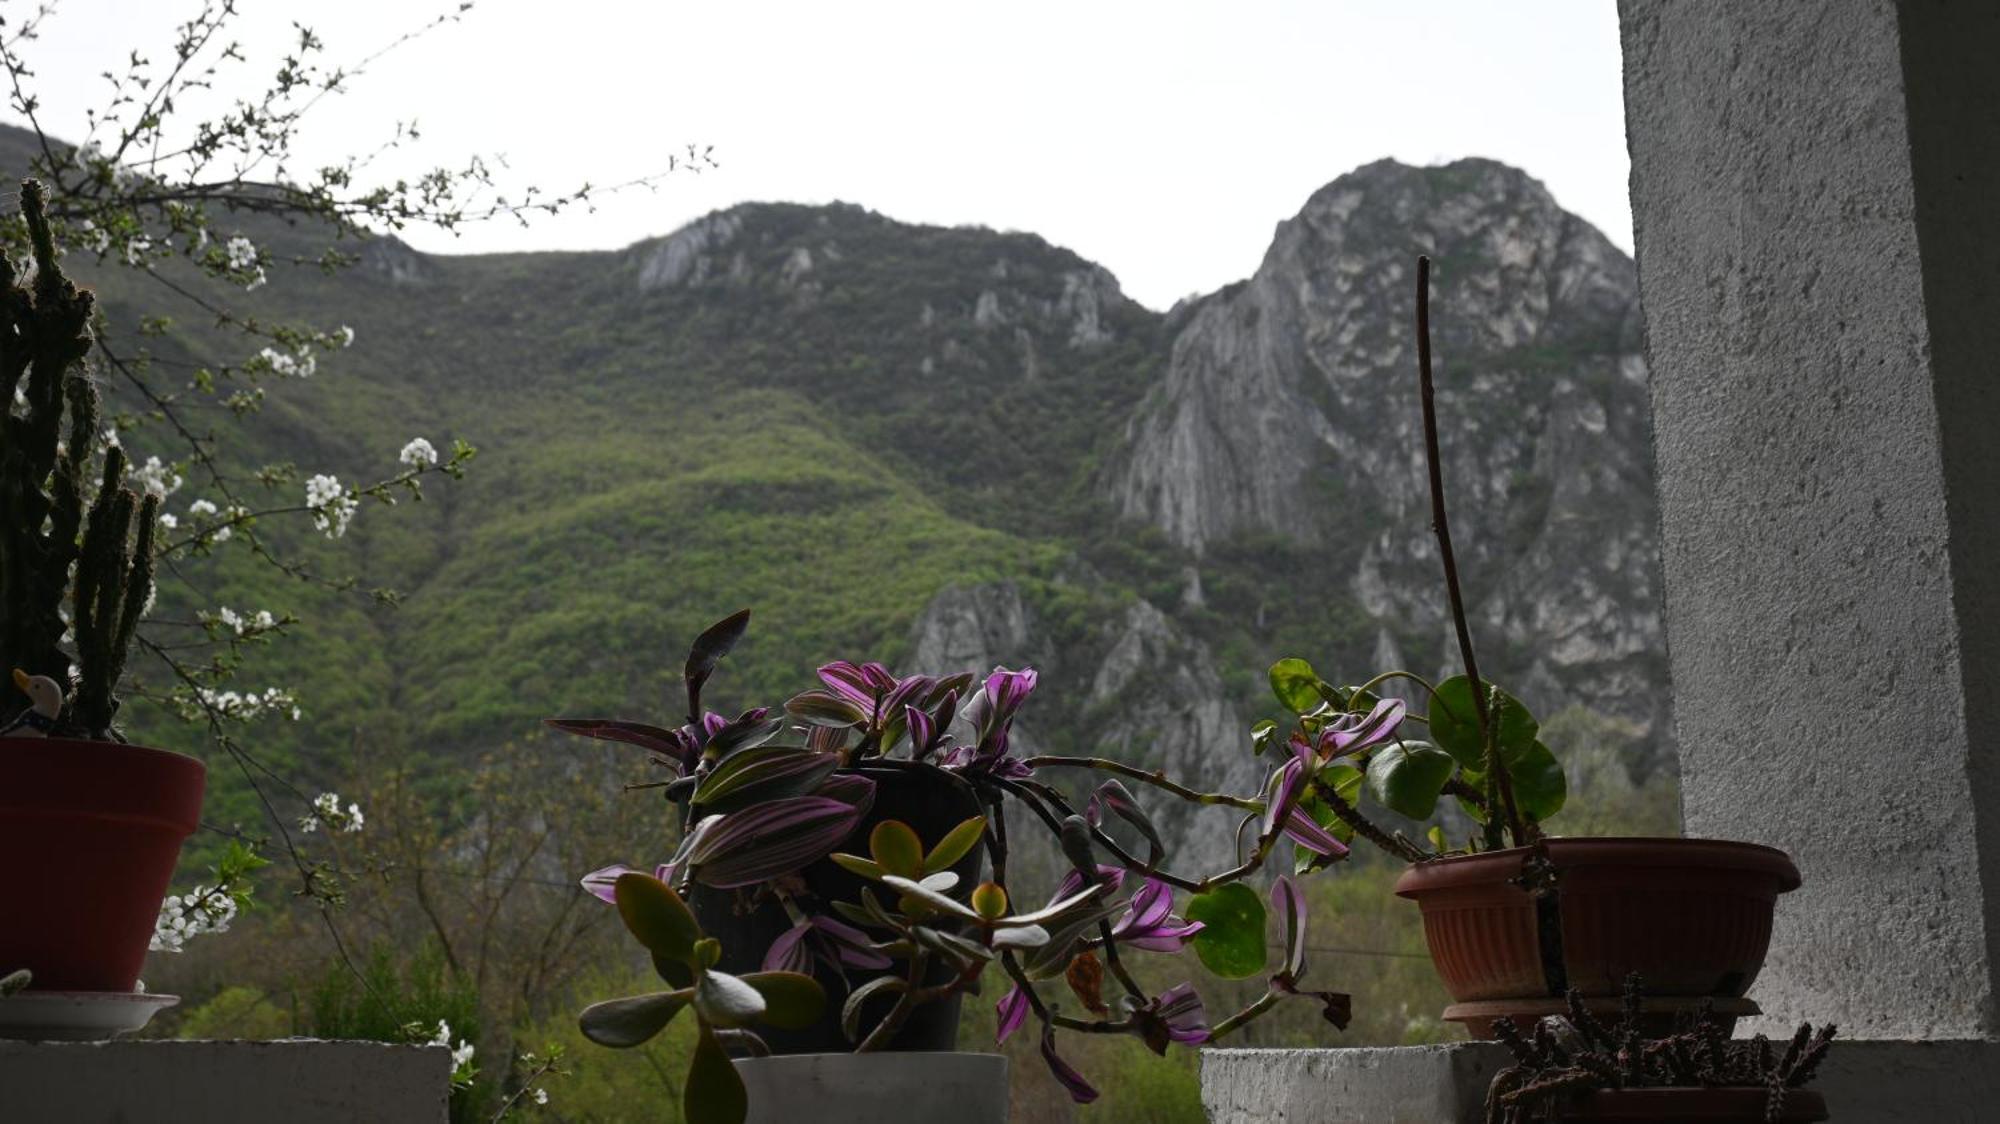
1394,837 -> 1800,1036
0,736 -> 206,991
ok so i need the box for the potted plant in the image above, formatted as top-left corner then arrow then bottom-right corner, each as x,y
1484,976 -> 1834,1122
0,182 -> 206,995
549,612 -> 1352,1123
1248,256 -> 1800,1037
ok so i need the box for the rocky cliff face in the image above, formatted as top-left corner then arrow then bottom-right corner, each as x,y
903,160 -> 1669,869
1105,158 -> 1667,751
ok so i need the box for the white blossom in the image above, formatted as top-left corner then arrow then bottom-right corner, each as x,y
306,474 -> 356,538
257,346 -> 316,379
149,885 -> 238,953
301,791 -> 363,834
194,686 -> 298,723
426,1019 -> 476,1078
336,325 -> 355,348
208,607 -> 277,637
398,437 -> 439,468
188,498 -> 218,517
129,455 -> 183,499
534,1088 -> 549,1106
157,512 -> 178,530
80,219 -> 110,256
225,236 -> 257,270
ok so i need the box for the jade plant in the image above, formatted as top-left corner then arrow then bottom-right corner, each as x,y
1484,976 -> 1836,1123
552,611 -> 1352,1119
579,872 -> 826,1124
0,181 -> 156,741
1249,255 -> 1575,864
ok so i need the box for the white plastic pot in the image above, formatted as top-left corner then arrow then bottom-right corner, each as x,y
735,1052 -> 1008,1124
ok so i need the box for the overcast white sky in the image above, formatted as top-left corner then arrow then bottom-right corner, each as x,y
10,0 -> 1630,310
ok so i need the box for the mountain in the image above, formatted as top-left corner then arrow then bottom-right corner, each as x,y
25,126 -> 1667,861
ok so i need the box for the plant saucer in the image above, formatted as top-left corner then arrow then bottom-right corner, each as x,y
0,990 -> 179,1041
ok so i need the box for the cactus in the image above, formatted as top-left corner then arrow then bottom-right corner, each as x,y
0,180 -> 155,740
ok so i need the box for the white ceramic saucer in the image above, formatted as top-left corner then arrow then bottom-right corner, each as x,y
0,990 -> 179,1040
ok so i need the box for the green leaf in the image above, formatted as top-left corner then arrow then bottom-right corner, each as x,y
784,690 -> 867,728
1366,741 -> 1457,820
652,951 -> 695,989
684,1022 -> 749,1124
693,970 -> 768,1029
740,971 -> 826,1031
1269,659 -> 1323,716
614,873 -> 700,961
690,746 -> 840,814
841,975 -> 908,1043
830,852 -> 884,880
1250,719 -> 1279,756
869,820 -> 925,879
1185,882 -> 1268,980
1292,764 -> 1363,873
923,816 -> 988,874
970,881 -> 1008,920
1427,676 -> 1538,769
1462,740 -> 1567,824
577,989 -> 692,1048
1508,740 -> 1567,822
685,610 -> 751,689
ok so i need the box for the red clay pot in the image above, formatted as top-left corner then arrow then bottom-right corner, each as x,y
1554,1087 -> 1827,1122
0,736 -> 206,991
1394,837 -> 1800,1036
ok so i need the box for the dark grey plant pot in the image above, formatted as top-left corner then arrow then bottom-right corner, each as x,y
736,1052 -> 1008,1124
688,762 -> 985,1054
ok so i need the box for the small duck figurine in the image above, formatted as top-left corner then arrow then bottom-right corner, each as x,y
4,668 -> 64,738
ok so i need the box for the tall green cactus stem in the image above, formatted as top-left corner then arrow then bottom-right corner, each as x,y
71,444 -> 159,737
0,180 -> 98,708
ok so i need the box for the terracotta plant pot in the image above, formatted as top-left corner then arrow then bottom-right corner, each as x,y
1554,1087 -> 1827,1122
0,736 -> 207,991
690,763 -> 984,1054
1394,837 -> 1800,1036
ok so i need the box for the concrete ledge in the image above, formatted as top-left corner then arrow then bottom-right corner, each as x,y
1201,1044 -> 1510,1124
1201,1040 -> 2000,1123
0,1038 -> 451,1124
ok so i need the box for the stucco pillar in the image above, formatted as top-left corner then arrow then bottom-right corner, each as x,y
1621,0 -> 2000,1038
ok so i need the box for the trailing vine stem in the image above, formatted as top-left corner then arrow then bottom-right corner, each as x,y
1309,775 -> 1431,862
1020,756 -> 1263,811
1415,254 -> 1526,846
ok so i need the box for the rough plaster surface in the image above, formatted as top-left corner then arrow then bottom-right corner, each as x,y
1201,1045 -> 1511,1123
0,1038 -> 450,1123
1201,1042 -> 2000,1123
1620,0 -> 2000,1038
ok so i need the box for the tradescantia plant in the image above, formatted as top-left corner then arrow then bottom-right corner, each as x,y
550,611 -> 1352,1118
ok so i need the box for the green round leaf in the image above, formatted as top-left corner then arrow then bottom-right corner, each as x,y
578,989 -> 692,1048
1185,882 -> 1269,980
614,873 -> 700,961
923,816 -> 988,875
1462,740 -> 1567,824
740,971 -> 827,1031
1268,658 -> 1323,716
1365,741 -> 1457,820
1427,676 -> 1538,769
684,1022 -> 748,1124
1508,740 -> 1567,822
869,820 -> 925,879
693,969 -> 768,1029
